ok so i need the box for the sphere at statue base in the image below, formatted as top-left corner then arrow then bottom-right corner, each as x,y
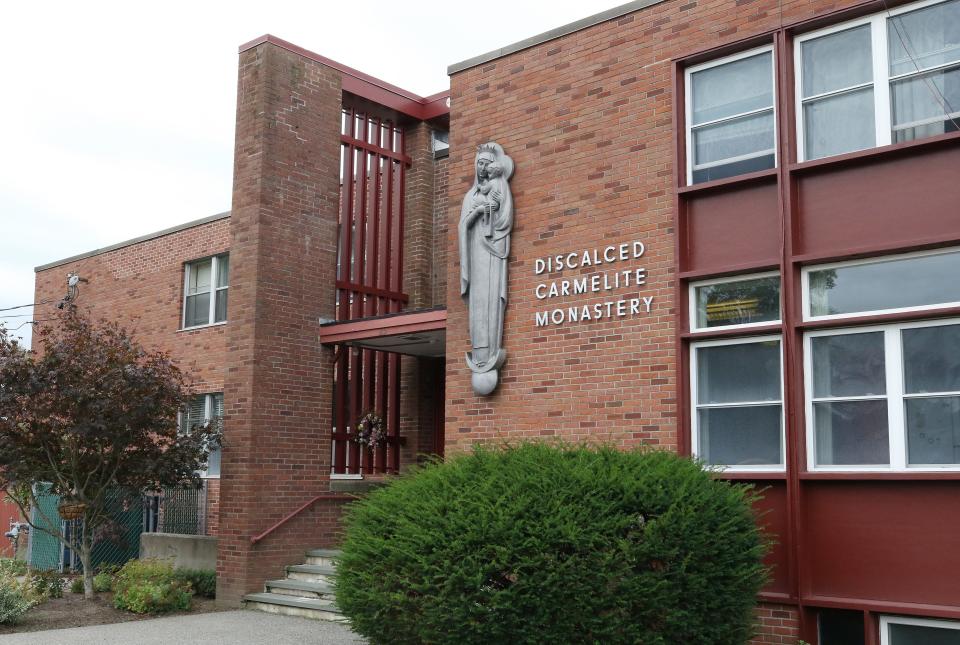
471,370 -> 498,396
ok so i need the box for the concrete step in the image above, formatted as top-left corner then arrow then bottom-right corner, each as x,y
265,578 -> 335,600
305,548 -> 341,567
244,592 -> 346,622
286,563 -> 336,583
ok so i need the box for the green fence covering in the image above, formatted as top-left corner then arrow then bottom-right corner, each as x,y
29,484 -> 207,572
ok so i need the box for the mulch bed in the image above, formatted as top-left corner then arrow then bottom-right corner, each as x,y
0,592 -> 221,634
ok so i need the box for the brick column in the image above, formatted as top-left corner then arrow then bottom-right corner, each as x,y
217,41 -> 342,605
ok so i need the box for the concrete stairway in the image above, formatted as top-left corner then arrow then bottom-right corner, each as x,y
243,548 -> 345,622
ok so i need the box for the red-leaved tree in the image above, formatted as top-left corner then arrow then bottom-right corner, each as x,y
0,308 -> 216,598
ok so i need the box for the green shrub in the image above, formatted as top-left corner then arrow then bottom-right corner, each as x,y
0,576 -> 37,625
69,577 -> 84,594
92,571 -> 113,593
336,443 -> 769,645
30,571 -> 65,599
0,559 -> 27,577
113,559 -> 192,614
173,568 -> 216,599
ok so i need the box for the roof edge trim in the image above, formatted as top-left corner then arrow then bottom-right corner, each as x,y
447,0 -> 666,75
35,211 -> 231,273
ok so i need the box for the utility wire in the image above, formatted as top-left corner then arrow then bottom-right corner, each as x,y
2,319 -> 56,332
0,299 -> 54,313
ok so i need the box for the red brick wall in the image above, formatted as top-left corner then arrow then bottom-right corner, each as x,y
433,153 -> 449,307
445,0 -> 871,640
445,0 -> 867,453
216,40 -> 344,604
751,603 -> 802,644
33,217 -> 230,536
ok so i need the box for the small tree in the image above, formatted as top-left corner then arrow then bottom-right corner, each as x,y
0,308 -> 215,598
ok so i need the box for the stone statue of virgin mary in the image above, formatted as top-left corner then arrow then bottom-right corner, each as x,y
458,142 -> 515,396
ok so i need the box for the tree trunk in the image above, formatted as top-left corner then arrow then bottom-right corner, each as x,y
80,522 -> 94,599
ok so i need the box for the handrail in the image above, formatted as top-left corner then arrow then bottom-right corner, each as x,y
250,493 -> 353,545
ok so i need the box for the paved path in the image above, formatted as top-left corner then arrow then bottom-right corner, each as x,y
0,610 -> 367,645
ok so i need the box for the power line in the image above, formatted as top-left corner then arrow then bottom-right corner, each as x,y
0,299 -> 54,313
2,319 -> 56,332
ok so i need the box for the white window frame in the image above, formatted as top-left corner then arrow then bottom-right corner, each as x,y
180,393 -> 222,479
801,246 -> 960,322
795,0 -> 959,162
880,615 -> 960,644
691,334 -> 786,472
685,45 -> 778,185
689,271 -> 782,333
804,318 -> 960,472
182,254 -> 229,329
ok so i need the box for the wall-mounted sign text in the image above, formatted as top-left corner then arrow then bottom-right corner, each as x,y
533,240 -> 654,327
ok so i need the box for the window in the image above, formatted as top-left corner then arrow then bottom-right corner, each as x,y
432,129 -> 449,154
881,615 -> 960,644
183,254 -> 229,328
819,609 -> 866,645
691,336 -> 784,470
690,272 -> 781,331
803,247 -> 960,320
184,393 -> 223,477
685,46 -> 777,184
796,0 -> 960,161
805,319 -> 960,470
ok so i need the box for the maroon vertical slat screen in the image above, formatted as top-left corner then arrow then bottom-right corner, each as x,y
332,107 -> 408,475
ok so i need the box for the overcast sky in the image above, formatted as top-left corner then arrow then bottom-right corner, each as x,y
0,0 -> 622,347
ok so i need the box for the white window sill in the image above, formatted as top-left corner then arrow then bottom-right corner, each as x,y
329,473 -> 363,480
179,321 -> 228,333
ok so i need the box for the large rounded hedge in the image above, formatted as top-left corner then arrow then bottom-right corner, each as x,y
335,443 -> 768,644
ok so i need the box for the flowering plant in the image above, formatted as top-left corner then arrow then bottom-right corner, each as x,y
355,412 -> 386,449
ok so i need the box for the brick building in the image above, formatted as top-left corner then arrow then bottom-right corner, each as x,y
33,0 -> 960,642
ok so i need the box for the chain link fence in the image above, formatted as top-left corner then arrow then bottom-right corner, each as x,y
26,481 -> 211,572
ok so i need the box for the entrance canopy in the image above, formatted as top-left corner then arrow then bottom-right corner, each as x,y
319,307 -> 446,358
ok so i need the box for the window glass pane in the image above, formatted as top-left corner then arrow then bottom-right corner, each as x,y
185,396 -> 206,431
692,110 -> 775,167
215,290 -> 228,323
890,67 -> 960,142
216,255 -> 229,288
698,405 -> 782,466
802,25 -> 874,97
188,259 -> 212,295
184,293 -> 211,328
808,251 -> 960,317
697,341 -> 781,404
811,333 -> 886,398
206,447 -> 221,478
212,394 -> 224,418
819,609 -> 865,645
690,153 -> 775,184
691,52 -> 773,124
814,400 -> 890,465
906,396 -> 960,464
888,0 -> 960,76
804,87 -> 876,159
903,325 -> 960,393
695,275 -> 780,329
889,622 -> 960,645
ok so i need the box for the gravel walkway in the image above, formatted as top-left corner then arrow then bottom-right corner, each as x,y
0,610 -> 367,645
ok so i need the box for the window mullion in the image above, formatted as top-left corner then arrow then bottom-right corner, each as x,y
873,14 -> 893,147
208,256 -> 218,325
886,327 -> 907,469
182,263 -> 191,329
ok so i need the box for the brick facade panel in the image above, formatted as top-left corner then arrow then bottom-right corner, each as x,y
444,0 -> 867,448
